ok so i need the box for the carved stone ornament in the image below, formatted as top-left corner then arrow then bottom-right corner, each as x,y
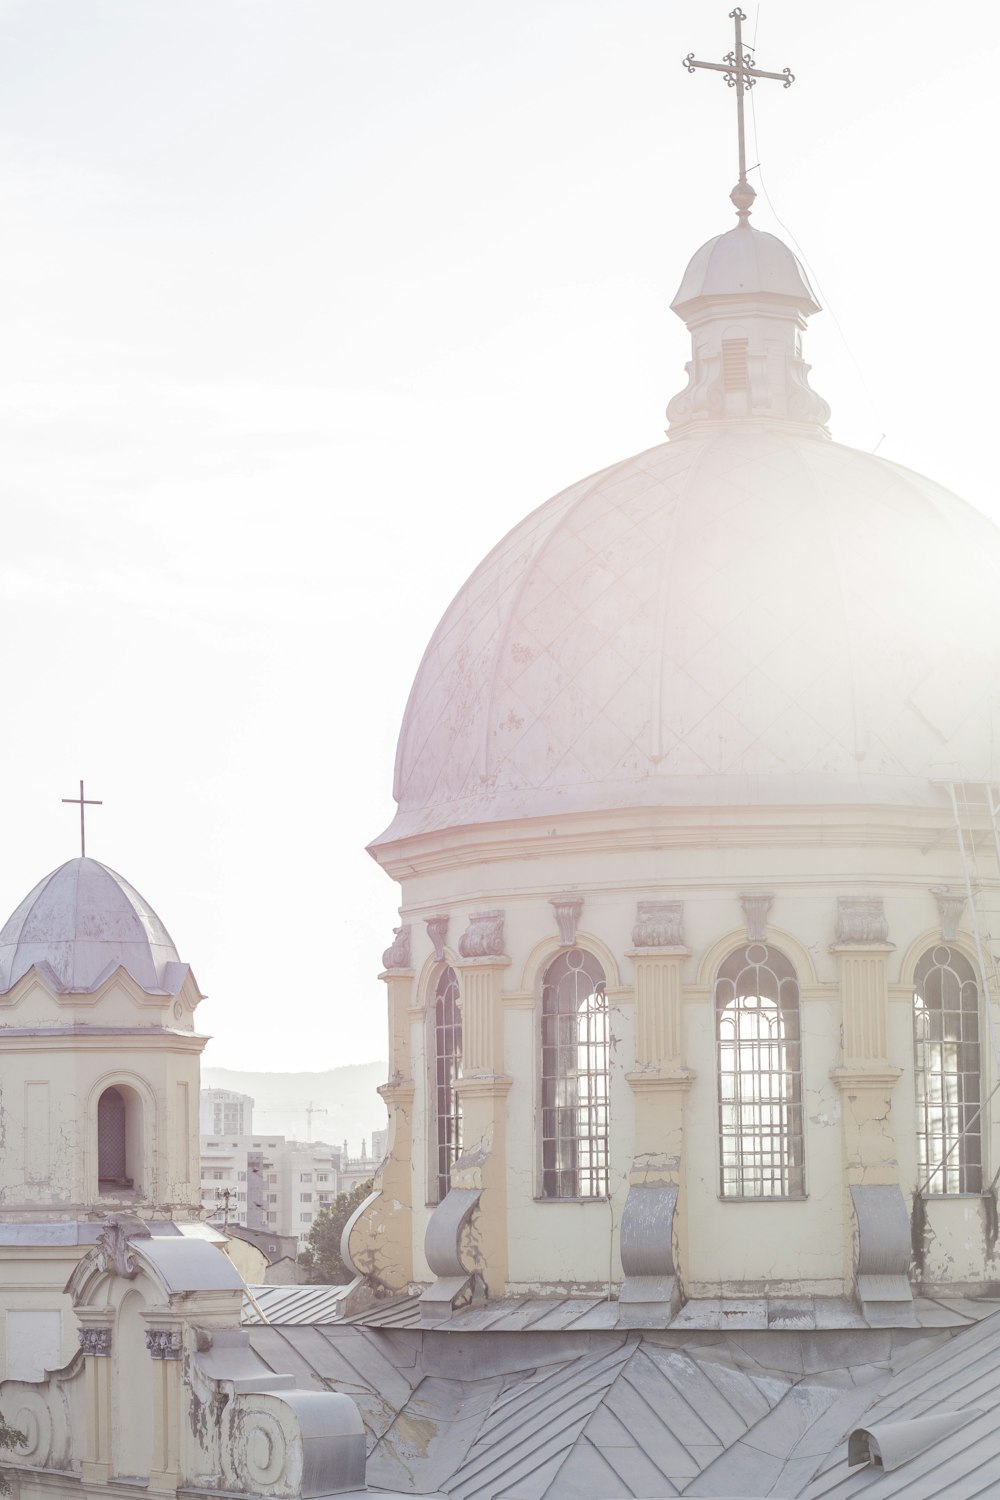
426,914 -> 449,962
95,1217 -> 139,1279
931,887 -> 966,942
632,900 -> 684,948
740,891 -> 774,943
836,896 -> 889,945
381,924 -> 412,971
145,1329 -> 183,1360
78,1326 -> 112,1357
458,910 -> 505,959
550,896 -> 583,947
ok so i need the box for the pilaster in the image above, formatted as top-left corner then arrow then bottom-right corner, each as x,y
622,942 -> 694,1319
77,1316 -> 113,1485
829,898 -> 908,1315
343,965 -> 416,1294
144,1320 -> 183,1493
830,942 -> 901,1186
382,967 -> 415,1078
452,952 -> 512,1294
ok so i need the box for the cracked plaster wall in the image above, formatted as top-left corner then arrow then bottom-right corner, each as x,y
0,969 -> 205,1376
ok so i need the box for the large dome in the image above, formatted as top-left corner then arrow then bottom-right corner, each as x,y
375,220 -> 1000,847
380,427 -> 1000,843
0,856 -> 182,994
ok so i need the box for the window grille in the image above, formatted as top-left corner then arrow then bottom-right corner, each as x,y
716,943 -> 804,1199
541,948 -> 609,1199
433,966 -> 463,1201
914,945 -> 982,1194
97,1086 -> 130,1188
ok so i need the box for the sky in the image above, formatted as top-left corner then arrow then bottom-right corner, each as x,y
0,1 -> 996,1072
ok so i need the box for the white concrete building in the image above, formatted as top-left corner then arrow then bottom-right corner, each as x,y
200,1133 -> 343,1248
199,1087 -> 253,1137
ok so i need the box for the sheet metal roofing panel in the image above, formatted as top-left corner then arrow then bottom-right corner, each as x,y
343,1293 -> 986,1337
0,856 -> 181,993
802,1309 -> 1000,1497
252,1316 -> 1000,1498
244,1284 -> 350,1324
342,1294 -> 422,1328
249,1323 -> 420,1447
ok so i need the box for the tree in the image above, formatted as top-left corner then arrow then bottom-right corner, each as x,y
0,1411 -> 26,1496
298,1179 -> 373,1285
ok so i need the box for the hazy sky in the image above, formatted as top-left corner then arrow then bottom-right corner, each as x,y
0,1 -> 995,1071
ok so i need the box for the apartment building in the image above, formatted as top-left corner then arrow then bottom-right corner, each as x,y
201,1133 -> 345,1249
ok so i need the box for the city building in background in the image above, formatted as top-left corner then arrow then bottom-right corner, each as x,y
199,1087 -> 254,1137
199,1111 -> 384,1248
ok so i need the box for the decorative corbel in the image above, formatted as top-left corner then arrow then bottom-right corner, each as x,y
740,891 -> 773,942
550,896 -> 583,947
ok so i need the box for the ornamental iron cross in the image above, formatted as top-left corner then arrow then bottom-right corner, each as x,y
683,8 -> 794,216
62,778 -> 102,857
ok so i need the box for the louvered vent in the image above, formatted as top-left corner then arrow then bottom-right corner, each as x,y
722,338 -> 749,391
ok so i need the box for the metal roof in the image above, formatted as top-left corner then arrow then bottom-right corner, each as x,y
244,1283 -> 352,1325
803,1306 -> 1000,1497
315,1290 -> 989,1336
0,856 -> 185,994
245,1307 -> 1000,1497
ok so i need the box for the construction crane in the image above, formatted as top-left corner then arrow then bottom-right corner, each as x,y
303,1101 -> 329,1141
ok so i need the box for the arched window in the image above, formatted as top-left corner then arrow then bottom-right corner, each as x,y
716,943 -> 803,1199
433,966 -> 462,1202
914,945 -> 981,1195
541,948 -> 609,1199
97,1086 -> 132,1191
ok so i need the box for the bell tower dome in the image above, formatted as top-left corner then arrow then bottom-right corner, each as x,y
0,856 -> 206,1224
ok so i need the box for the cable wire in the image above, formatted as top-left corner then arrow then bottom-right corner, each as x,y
746,6 -> 884,439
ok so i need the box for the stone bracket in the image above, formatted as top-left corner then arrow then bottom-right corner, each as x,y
420,1187 -> 485,1323
850,1184 -> 915,1327
618,1182 -> 682,1323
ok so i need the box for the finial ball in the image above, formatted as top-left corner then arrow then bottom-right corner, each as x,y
730,180 -> 756,222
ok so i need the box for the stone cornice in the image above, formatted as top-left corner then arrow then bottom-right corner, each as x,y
501,990 -> 536,1010
453,1073 -> 513,1100
626,1068 -> 696,1093
830,1066 -> 903,1091
625,946 -> 690,960
377,1080 -> 416,1106
373,804 -> 965,879
0,1027 -> 207,1053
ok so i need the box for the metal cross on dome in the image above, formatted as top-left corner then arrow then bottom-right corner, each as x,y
62,778 -> 102,858
683,8 -> 794,216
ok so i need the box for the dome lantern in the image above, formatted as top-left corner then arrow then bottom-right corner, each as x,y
671,9 -> 827,434
666,221 -> 830,435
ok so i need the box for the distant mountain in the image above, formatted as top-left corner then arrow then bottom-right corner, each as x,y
201,1061 -> 388,1155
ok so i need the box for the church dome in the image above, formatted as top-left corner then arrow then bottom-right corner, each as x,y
375,218 -> 1000,848
0,856 -> 182,994
379,428 -> 1000,844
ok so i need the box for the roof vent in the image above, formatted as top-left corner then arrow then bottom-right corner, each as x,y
848,1409 -> 982,1472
